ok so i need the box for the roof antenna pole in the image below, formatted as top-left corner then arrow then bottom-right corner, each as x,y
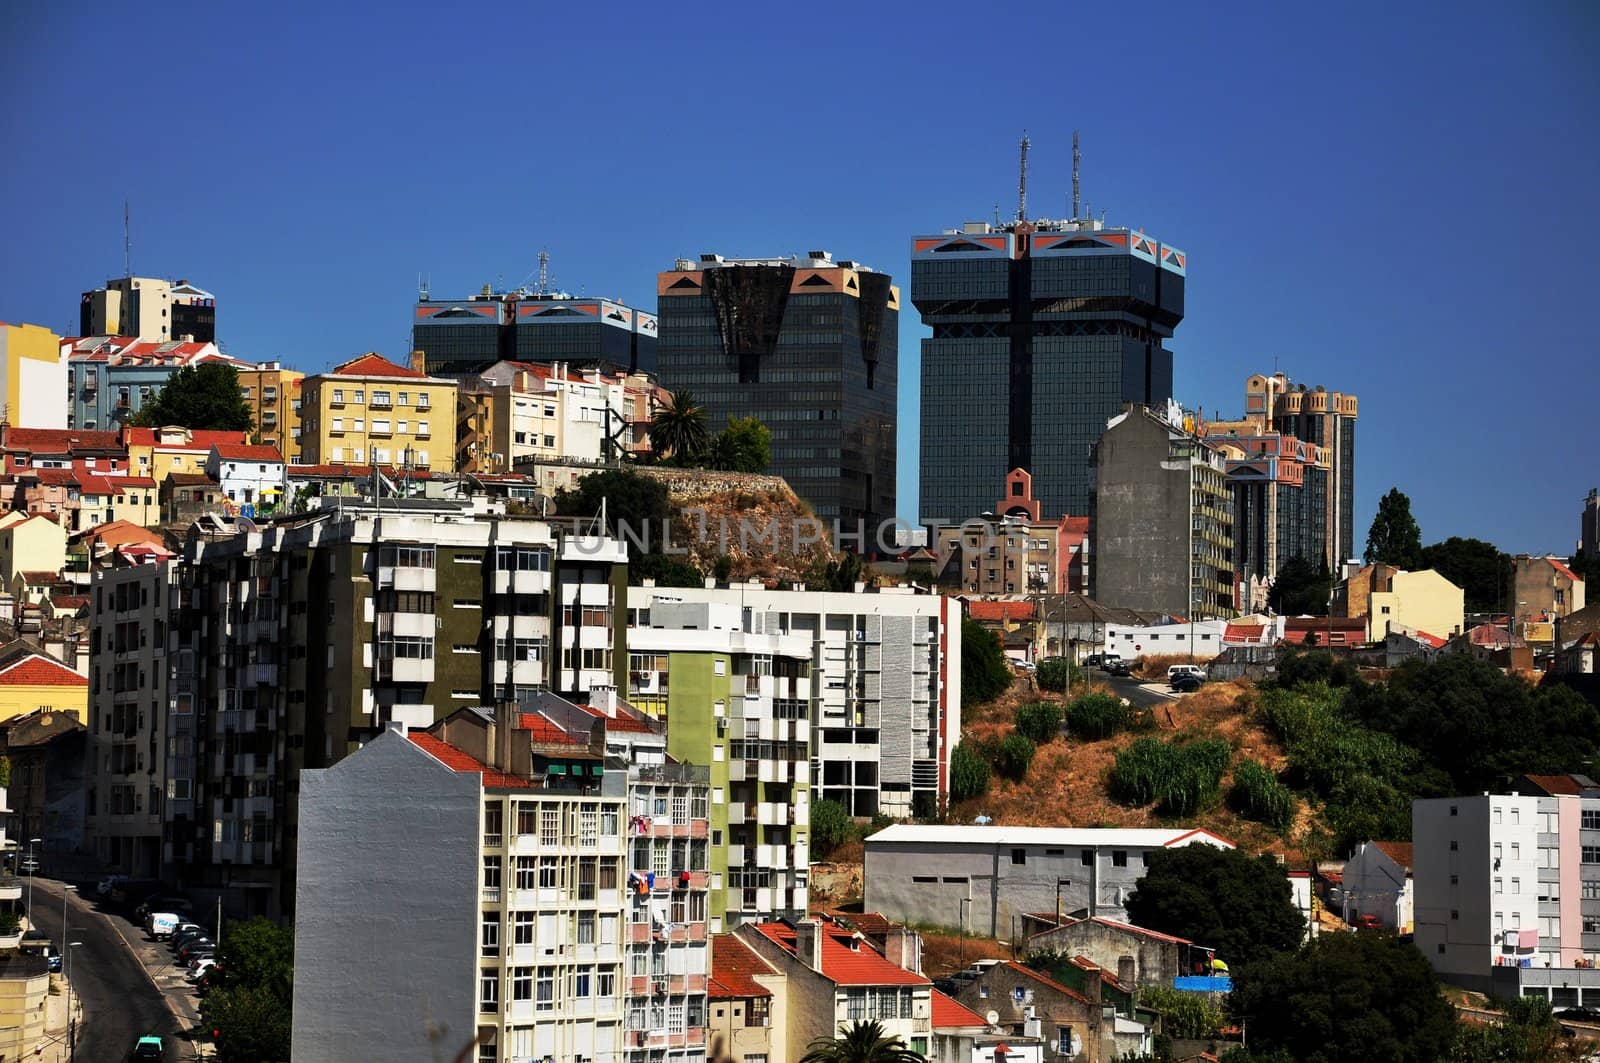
1072,130 -> 1081,221
537,249 -> 550,295
1016,131 -> 1031,222
124,199 -> 131,278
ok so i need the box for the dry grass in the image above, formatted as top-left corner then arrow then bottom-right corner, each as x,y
920,928 -> 1012,976
1131,652 -> 1216,679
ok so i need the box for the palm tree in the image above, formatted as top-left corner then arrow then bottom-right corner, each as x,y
651,390 -> 709,462
799,1019 -> 928,1063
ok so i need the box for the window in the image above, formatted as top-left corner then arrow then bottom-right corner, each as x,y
747,996 -> 770,1027
573,968 -> 592,998
482,855 -> 501,899
511,966 -> 533,1002
480,969 -> 499,1012
577,911 -> 595,945
597,969 -> 615,998
1081,849 -> 1094,865
539,856 -> 558,889
1496,878 -> 1504,894
513,911 -> 534,945
1583,847 -> 1600,865
541,808 -> 560,846
1584,882 -> 1600,900
1585,810 -> 1600,830
1011,848 -> 1026,865
515,856 -> 537,891
1513,877 -> 1521,894
481,914 -> 499,956
1112,850 -> 1128,867
578,859 -> 597,900
536,967 -> 556,1012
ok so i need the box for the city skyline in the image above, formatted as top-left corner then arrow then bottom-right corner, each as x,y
2,2 -> 1595,552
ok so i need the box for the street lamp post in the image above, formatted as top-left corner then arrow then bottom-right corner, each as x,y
958,896 -> 972,968
65,939 -> 82,1062
25,837 -> 40,930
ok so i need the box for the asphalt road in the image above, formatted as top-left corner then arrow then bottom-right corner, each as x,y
26,878 -> 183,1062
1098,671 -> 1180,709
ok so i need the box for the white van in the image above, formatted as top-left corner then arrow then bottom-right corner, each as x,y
1167,664 -> 1205,682
146,912 -> 181,940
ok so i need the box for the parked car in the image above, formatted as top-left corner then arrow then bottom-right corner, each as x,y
1557,1007 -> 1600,1024
136,896 -> 191,922
130,1034 -> 165,1061
1098,654 -> 1124,671
170,924 -> 210,948
184,949 -> 216,970
1353,913 -> 1384,930
1103,659 -> 1133,677
1170,674 -> 1204,693
1167,664 -> 1205,683
177,939 -> 214,963
185,959 -> 215,983
1082,653 -> 1104,669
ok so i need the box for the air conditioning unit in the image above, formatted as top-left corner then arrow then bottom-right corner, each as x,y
653,978 -> 669,995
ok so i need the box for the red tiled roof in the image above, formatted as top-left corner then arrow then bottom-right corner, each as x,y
0,653 -> 87,687
966,599 -> 1035,623
999,961 -> 1092,1005
750,922 -> 929,986
931,990 -> 988,1029
27,469 -> 78,487
517,713 -> 578,745
1521,774 -> 1583,796
328,353 -> 428,379
51,596 -> 89,610
1372,841 -> 1413,871
1062,516 -> 1090,534
77,474 -> 154,496
286,463 -> 435,480
164,472 -> 218,487
576,703 -> 656,733
17,570 -> 61,585
709,934 -> 775,1000
406,731 -> 531,789
1549,557 -> 1580,583
1412,630 -> 1448,649
3,429 -> 122,452
76,520 -> 162,545
212,443 -> 284,462
123,428 -> 250,451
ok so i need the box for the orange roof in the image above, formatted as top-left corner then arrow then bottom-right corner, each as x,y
1062,516 -> 1090,534
1549,556 -> 1581,583
28,470 -> 79,487
931,990 -> 988,1028
966,599 -> 1035,623
51,596 -> 89,611
77,520 -> 163,547
77,474 -> 155,495
517,713 -> 578,745
1371,842 -> 1413,871
3,429 -> 122,452
0,653 -> 87,688
407,731 -> 531,789
709,934 -> 775,999
122,428 -> 250,451
212,443 -> 284,462
576,703 -> 657,734
17,570 -> 61,585
999,960 -> 1092,1005
1522,773 -> 1585,795
328,353 -> 429,379
750,922 -> 928,986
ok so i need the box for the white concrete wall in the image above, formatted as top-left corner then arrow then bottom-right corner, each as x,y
292,729 -> 482,1063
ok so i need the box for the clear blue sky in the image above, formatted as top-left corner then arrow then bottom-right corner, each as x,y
3,1 -> 1595,554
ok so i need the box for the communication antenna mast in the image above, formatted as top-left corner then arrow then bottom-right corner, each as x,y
123,199 -> 131,277
1016,131 -> 1031,222
1072,130 -> 1081,220
537,249 -> 550,294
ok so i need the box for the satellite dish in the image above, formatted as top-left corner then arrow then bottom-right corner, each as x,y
235,517 -> 258,533
986,1010 -> 999,1026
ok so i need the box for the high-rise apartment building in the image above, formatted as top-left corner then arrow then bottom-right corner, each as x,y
656,251 -> 898,535
1583,489 -> 1599,560
912,216 -> 1185,524
80,276 -> 216,343
413,285 -> 658,377
159,500 -> 630,916
1248,374 -> 1357,569
235,361 -> 304,458
294,700 -> 712,1063
455,361 -> 654,474
1090,405 -> 1234,618
628,582 -> 959,819
299,353 -> 458,471
626,597 -> 814,927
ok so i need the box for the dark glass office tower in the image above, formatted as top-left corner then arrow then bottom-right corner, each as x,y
412,287 -> 657,377
913,220 -> 1185,523
656,252 -> 898,536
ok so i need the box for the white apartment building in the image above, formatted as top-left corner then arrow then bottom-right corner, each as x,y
627,581 -> 961,818
1414,794 -> 1586,992
85,552 -> 178,877
481,361 -> 630,469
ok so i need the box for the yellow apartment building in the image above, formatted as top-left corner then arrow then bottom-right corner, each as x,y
0,650 -> 88,723
237,361 -> 305,458
0,322 -> 68,430
300,354 -> 457,471
0,513 -> 66,588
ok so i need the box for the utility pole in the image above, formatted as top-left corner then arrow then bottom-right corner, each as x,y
1071,130 -> 1081,220
1016,131 -> 1031,222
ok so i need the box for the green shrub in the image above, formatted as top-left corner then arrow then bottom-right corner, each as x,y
1110,736 -> 1230,816
1138,984 -> 1225,1038
810,799 -> 858,855
1036,658 -> 1077,692
1067,692 -> 1132,741
1229,759 -> 1297,832
996,733 -> 1037,780
950,741 -> 991,803
1015,702 -> 1063,744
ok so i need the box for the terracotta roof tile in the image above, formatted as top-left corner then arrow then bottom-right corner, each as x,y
1000,961 -> 1092,1005
0,653 -> 87,687
3,429 -> 122,452
931,990 -> 988,1028
407,732 -> 531,789
966,599 -> 1035,623
328,353 -> 429,379
1549,557 -> 1580,583
17,570 -> 61,585
1371,841 -> 1413,871
575,703 -> 656,734
1520,774 -> 1583,796
709,934 -> 775,999
517,713 -> 578,745
750,922 -> 928,986
212,443 -> 284,462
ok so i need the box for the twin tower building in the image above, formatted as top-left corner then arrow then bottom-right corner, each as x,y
412,214 -> 1186,541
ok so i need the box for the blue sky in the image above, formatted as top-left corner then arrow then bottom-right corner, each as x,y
3,1 -> 1595,553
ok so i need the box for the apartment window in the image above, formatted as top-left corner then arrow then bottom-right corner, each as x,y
573,969 -> 592,998
483,803 -> 503,847
1512,878 -> 1521,895
536,967 -> 556,1012
1512,843 -> 1520,861
580,809 -> 598,846
578,858 -> 597,900
539,856 -> 558,889
1112,851 -> 1129,867
599,858 -> 618,891
479,970 -> 498,1013
417,421 -> 430,437
371,390 -> 392,407
510,966 -> 533,1002
354,390 -> 365,403
1586,918 -> 1600,935
598,969 -> 616,998
481,914 -> 499,956
1584,847 -> 1600,865
748,996 -> 770,1027
482,855 -> 501,900
515,856 -> 537,891
1495,878 -> 1504,894
513,911 -> 534,946
1585,882 -> 1600,899
1585,810 -> 1600,830
601,810 -> 619,836
577,911 -> 595,945
332,389 -> 345,404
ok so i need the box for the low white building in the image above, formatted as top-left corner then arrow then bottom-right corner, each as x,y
205,442 -> 285,514
1102,620 -> 1228,661
1343,841 -> 1414,932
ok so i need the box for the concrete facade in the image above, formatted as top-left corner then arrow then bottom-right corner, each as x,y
628,582 -> 959,819
292,728 -> 481,1063
863,825 -> 1234,936
948,959 -> 1114,1063
300,353 -> 458,471
78,276 -> 215,343
235,362 -> 303,458
0,323 -> 66,430
1342,841 -> 1414,931
1021,917 -> 1187,988
1513,555 -> 1587,622
1090,406 -> 1234,619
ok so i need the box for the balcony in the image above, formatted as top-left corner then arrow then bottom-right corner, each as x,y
376,657 -> 435,684
376,565 -> 436,593
0,876 -> 20,902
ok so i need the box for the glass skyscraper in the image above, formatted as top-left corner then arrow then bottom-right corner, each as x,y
656,251 -> 898,537
412,287 -> 657,377
912,219 -> 1186,523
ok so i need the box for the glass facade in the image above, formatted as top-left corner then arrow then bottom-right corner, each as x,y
657,262 -> 897,535
413,297 -> 656,377
913,225 -> 1184,523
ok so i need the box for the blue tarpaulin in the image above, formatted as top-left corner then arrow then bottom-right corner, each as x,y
1173,975 -> 1233,993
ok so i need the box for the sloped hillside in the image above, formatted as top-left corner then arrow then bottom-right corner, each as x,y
632,466 -> 837,581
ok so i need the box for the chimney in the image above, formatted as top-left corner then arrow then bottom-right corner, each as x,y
493,699 -> 516,772
410,349 -> 427,374
793,920 -> 824,973
883,927 -> 923,975
1117,955 -> 1136,987
590,685 -> 618,717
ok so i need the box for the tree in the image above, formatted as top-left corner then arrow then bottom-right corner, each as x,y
1451,995 -> 1581,1062
800,1019 -> 927,1063
1266,556 -> 1334,615
1035,658 -> 1076,693
1229,932 -> 1456,1063
630,552 -> 704,588
808,552 -> 865,592
1124,845 -> 1304,966
708,416 -> 771,473
1014,702 -> 1062,745
995,733 -> 1036,779
811,798 -> 857,855
949,741 -> 991,803
128,362 -> 254,431
651,390 -> 710,461
1364,487 -> 1424,569
202,917 -> 294,1063
1420,536 -> 1510,613
555,469 -> 672,550
961,619 -> 1012,706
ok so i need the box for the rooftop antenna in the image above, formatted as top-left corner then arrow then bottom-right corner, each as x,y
1016,131 -> 1031,222
537,249 -> 550,294
993,202 -> 1001,228
123,199 -> 131,278
1072,130 -> 1081,221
